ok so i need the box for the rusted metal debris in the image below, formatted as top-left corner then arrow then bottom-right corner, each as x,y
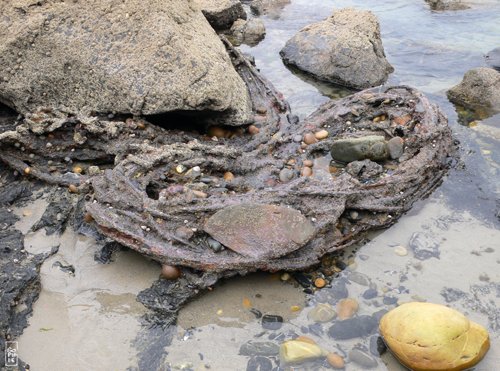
0,39 -> 455,274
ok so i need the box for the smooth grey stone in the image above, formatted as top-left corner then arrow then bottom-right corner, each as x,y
409,232 -> 440,260
486,47 -> 500,71
349,348 -> 378,368
239,341 -> 279,357
261,314 -> 283,330
328,315 -> 378,340
369,335 -> 387,357
307,303 -> 337,323
348,272 -> 371,286
362,288 -> 378,300
330,135 -> 389,163
387,137 -> 404,159
246,356 -> 273,371
279,168 -> 294,183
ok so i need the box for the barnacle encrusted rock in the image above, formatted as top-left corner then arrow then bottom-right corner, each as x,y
0,0 -> 251,124
380,302 -> 490,371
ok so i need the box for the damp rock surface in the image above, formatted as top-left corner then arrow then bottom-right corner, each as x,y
0,0 -> 251,124
280,8 -> 394,89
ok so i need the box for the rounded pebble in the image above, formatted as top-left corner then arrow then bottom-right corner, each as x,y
326,353 -> 345,369
303,159 -> 313,167
314,130 -> 329,140
303,133 -> 317,145
72,166 -> 83,174
68,184 -> 78,193
161,265 -> 181,280
248,125 -> 260,135
314,278 -> 326,288
301,166 -> 312,177
394,245 -> 408,256
23,167 -> 31,175
279,168 -> 294,183
307,303 -> 336,323
337,298 -> 359,320
223,171 -> 234,182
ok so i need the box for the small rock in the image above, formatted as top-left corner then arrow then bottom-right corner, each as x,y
303,133 -> 318,145
314,130 -> 329,140
382,296 -> 398,305
331,136 -> 388,163
328,315 -> 378,340
387,137 -> 404,159
337,298 -> 359,320
239,341 -> 279,357
394,245 -> 408,256
348,272 -> 371,286
68,184 -> 79,193
246,356 -> 273,371
207,237 -> 223,252
223,171 -> 235,182
301,166 -> 312,177
279,340 -> 324,364
88,165 -> 101,176
279,168 -> 294,183
72,165 -> 83,174
161,265 -> 181,280
369,335 -> 386,357
326,352 -> 345,369
175,164 -> 187,174
349,348 -> 378,369
314,278 -> 326,288
248,124 -> 260,135
307,303 -> 336,323
409,232 -> 440,260
192,190 -> 208,198
362,288 -> 378,300
280,272 -> 291,281
262,314 -> 283,330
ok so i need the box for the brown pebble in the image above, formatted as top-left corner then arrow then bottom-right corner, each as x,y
303,133 -> 318,145
24,167 -> 31,175
296,336 -> 316,345
223,171 -> 235,182
83,213 -> 94,223
248,125 -> 260,135
208,126 -> 228,138
68,184 -> 79,194
72,166 -> 83,174
314,278 -> 326,288
314,130 -> 329,140
161,265 -> 181,280
303,160 -> 313,167
301,166 -> 312,177
192,190 -> 208,198
337,298 -> 359,320
326,353 -> 345,369
136,121 -> 146,130
256,107 -> 267,114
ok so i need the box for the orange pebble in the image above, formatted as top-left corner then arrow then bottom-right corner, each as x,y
314,278 -> 326,288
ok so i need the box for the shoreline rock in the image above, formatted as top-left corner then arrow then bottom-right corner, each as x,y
447,67 -> 500,114
0,0 -> 251,124
197,0 -> 246,30
280,8 -> 394,89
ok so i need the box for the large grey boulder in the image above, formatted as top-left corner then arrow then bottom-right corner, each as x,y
0,0 -> 251,124
426,0 -> 469,10
197,0 -> 246,30
486,47 -> 500,71
280,8 -> 394,89
447,67 -> 500,113
250,0 -> 291,17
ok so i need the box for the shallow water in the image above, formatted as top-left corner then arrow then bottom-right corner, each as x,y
16,1 -> 500,370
